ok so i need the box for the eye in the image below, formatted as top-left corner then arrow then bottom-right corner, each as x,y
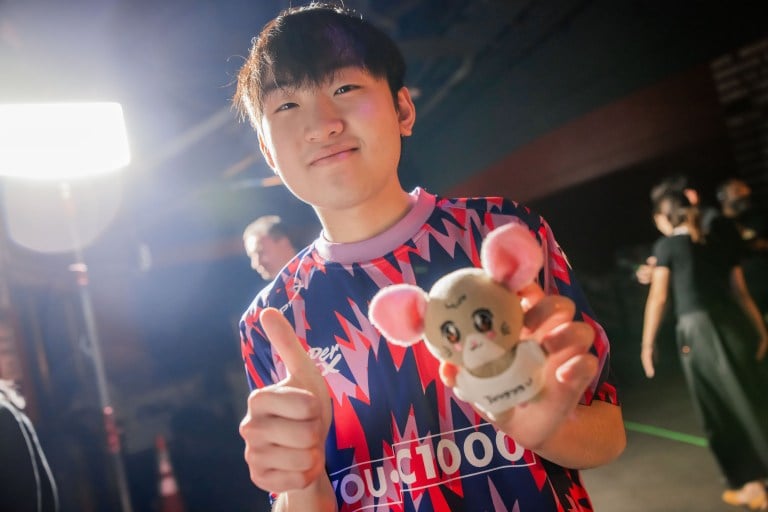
473,309 -> 493,333
275,102 -> 298,112
334,84 -> 359,95
440,321 -> 460,344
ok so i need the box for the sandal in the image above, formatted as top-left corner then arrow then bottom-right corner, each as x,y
722,481 -> 768,511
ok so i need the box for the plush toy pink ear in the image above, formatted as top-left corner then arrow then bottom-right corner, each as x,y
369,284 -> 429,346
481,223 -> 544,291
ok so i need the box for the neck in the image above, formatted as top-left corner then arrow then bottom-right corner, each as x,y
316,184 -> 413,244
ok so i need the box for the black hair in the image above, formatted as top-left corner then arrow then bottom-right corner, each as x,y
649,173 -> 689,203
653,190 -> 693,228
234,2 -> 406,128
715,177 -> 749,203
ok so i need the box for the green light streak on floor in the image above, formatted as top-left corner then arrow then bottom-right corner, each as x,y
624,421 -> 708,448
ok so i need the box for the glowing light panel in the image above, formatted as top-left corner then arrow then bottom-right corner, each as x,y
0,102 -> 130,180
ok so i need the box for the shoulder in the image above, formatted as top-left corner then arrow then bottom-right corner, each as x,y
240,246 -> 318,327
652,236 -> 672,259
434,194 -> 546,234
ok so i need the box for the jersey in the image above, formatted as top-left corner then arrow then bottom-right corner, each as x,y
240,188 -> 618,512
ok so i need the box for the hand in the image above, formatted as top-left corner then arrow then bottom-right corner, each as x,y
239,307 -> 332,494
635,256 -> 657,285
444,283 -> 598,451
641,344 -> 656,378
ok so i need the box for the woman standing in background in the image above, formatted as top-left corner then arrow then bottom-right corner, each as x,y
640,190 -> 768,510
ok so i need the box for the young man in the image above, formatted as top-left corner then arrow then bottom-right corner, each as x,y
243,215 -> 299,281
235,4 -> 625,511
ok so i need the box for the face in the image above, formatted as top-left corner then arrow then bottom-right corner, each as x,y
653,212 -> 674,236
244,233 -> 295,280
722,181 -> 752,214
422,270 -> 523,371
257,67 -> 416,215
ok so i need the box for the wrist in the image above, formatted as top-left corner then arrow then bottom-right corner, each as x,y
280,474 -> 337,512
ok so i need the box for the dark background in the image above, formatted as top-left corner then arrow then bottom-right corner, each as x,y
1,0 -> 766,510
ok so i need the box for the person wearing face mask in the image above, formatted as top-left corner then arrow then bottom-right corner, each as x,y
717,178 -> 768,322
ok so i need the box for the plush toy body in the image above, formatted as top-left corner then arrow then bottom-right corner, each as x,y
368,222 -> 547,416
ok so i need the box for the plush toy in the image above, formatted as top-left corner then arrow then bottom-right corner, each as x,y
368,222 -> 547,416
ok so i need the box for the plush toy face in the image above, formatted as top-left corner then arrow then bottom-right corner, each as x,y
423,269 -> 523,379
368,222 -> 547,414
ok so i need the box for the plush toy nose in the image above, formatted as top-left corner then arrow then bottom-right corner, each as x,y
469,339 -> 482,351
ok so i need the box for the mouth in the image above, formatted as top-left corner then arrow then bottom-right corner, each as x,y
309,146 -> 358,167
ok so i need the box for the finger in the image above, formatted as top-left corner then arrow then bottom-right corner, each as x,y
261,307 -> 316,377
246,443 -> 323,473
439,361 -> 459,388
539,321 -> 594,358
553,354 -> 597,387
517,283 -> 545,312
246,386 -> 321,422
523,295 -> 576,339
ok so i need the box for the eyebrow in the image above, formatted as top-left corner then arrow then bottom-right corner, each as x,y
445,294 -> 466,309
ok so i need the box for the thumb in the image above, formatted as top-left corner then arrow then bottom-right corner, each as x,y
260,307 -> 317,379
260,307 -> 332,432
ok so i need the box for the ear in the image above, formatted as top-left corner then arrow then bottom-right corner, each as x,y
257,131 -> 277,172
481,223 -> 543,291
369,284 -> 428,346
395,87 -> 416,137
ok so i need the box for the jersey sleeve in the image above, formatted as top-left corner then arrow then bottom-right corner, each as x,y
537,215 -> 619,406
239,300 -> 278,391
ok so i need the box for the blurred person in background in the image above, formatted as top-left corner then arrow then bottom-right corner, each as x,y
635,173 -> 741,284
242,215 -> 299,281
717,177 -> 768,322
640,189 -> 768,510
0,379 -> 58,512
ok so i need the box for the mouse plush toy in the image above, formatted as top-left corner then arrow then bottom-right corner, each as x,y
368,222 -> 547,417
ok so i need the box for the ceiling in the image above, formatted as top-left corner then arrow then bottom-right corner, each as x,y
1,0 -> 766,273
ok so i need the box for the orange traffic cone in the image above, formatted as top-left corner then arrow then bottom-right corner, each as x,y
156,435 -> 186,512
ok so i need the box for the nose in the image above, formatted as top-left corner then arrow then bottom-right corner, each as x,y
305,96 -> 343,141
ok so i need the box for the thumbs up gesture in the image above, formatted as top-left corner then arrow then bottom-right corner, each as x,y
239,307 -> 333,496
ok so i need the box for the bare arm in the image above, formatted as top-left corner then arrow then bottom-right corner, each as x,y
729,266 -> 768,360
532,399 -> 625,469
641,266 -> 670,377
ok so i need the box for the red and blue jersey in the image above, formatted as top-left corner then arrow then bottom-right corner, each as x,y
240,188 -> 618,511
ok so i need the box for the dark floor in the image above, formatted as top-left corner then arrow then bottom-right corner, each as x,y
583,368 -> 745,512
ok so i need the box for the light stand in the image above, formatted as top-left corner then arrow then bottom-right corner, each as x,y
0,102 -> 134,512
61,183 -> 134,512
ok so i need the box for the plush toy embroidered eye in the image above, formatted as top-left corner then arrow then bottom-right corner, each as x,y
368,223 -> 547,416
